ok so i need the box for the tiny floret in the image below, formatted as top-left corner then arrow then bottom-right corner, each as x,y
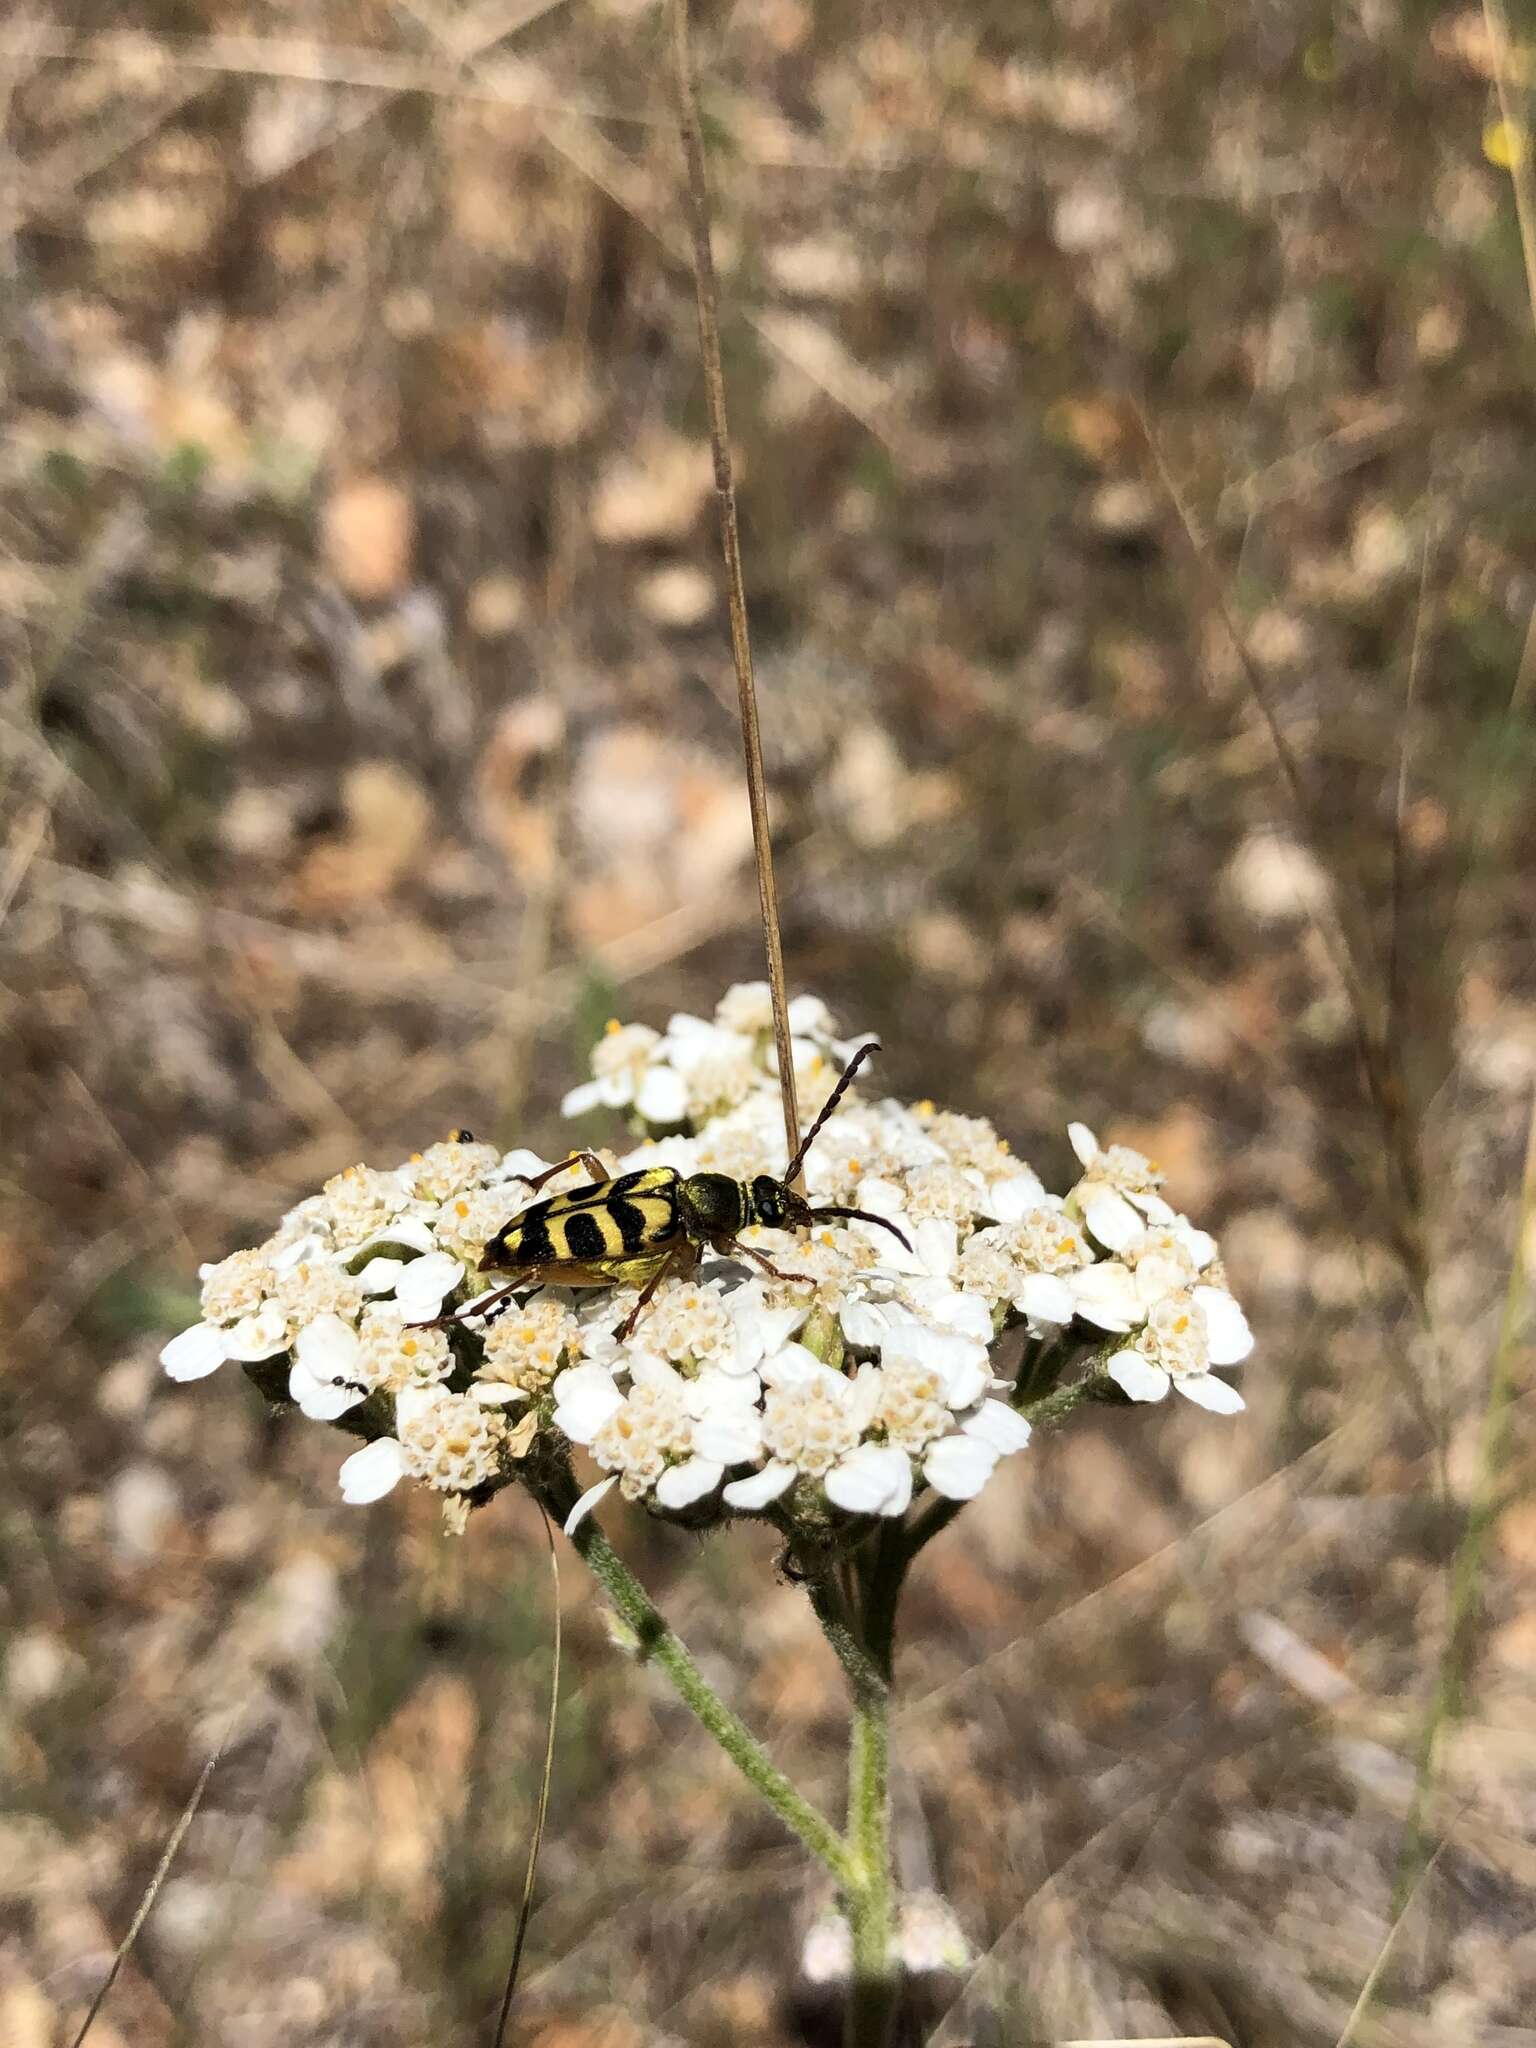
398,1390 -> 509,1493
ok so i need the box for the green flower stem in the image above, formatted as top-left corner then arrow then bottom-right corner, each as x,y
538,1479 -> 854,1888
842,1520 -> 905,2048
793,1531 -> 903,2047
844,1680 -> 896,2048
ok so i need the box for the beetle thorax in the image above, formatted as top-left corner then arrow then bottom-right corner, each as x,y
678,1171 -> 747,1237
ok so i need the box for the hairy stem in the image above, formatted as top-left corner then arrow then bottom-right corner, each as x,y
844,1677 -> 896,2048
801,1529 -> 903,2048
539,1478 -> 852,1885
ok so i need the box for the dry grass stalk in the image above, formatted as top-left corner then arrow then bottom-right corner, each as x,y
666,0 -> 801,1177
70,1732 -> 229,2048
490,1511 -> 563,2048
1395,1090 -> 1536,1904
1134,405 -> 1442,1462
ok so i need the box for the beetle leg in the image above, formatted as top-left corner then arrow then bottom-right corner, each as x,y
435,1280 -> 537,1330
615,1242 -> 696,1340
722,1239 -> 812,1288
515,1150 -> 612,1196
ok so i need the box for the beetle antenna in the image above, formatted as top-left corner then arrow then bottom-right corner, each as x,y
784,1038 -> 882,1185
808,1205 -> 913,1255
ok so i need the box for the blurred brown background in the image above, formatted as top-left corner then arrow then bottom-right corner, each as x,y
3,2 -> 1536,2042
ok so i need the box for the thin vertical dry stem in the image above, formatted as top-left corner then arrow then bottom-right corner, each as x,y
1445,3 -> 1536,926
70,1730 -> 228,2048
1338,1834 -> 1450,2048
1135,405 -> 1442,1456
1385,539 -> 1432,1089
1483,0 -> 1536,333
490,1510 -> 562,2048
666,0 -> 802,1180
1395,1089 -> 1536,1905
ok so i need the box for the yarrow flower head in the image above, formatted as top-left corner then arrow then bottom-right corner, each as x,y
159,988 -> 1254,1541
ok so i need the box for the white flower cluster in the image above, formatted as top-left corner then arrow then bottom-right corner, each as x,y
561,985 -> 871,1130
159,987 -> 1253,1531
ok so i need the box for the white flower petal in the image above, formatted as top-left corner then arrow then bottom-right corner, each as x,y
1067,1121 -> 1099,1168
498,1148 -> 549,1183
922,1434 -> 999,1500
963,1399 -> 1033,1455
1174,1219 -> 1217,1270
848,1360 -> 884,1431
723,1289 -> 807,1369
295,1313 -> 361,1382
787,994 -> 835,1037
1194,1286 -> 1254,1366
635,1065 -> 689,1124
560,1079 -> 605,1118
911,1218 -> 959,1280
471,1382 -> 527,1406
350,1218 -> 438,1261
879,1322 -> 990,1410
759,1342 -> 828,1390
269,1231 -> 326,1273
339,1436 -> 406,1504
1175,1371 -> 1246,1414
985,1171 -> 1047,1223
629,1354 -> 685,1393
839,1299 -> 899,1349
222,1305 -> 292,1362
395,1383 -> 447,1431
665,1015 -> 745,1067
825,1444 -> 913,1518
353,1256 -> 406,1295
654,1458 -> 724,1510
1070,1260 -> 1141,1332
289,1359 -> 365,1420
160,1322 -> 230,1382
552,1366 -> 626,1443
723,1461 -> 797,1510
394,1251 -> 465,1323
1015,1272 -> 1076,1327
1080,1183 -> 1146,1253
1106,1350 -> 1170,1403
694,1408 -> 764,1464
564,1474 -> 619,1533
920,1287 -> 995,1343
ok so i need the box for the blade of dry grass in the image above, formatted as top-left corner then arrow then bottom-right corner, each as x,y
0,789 -> 55,926
895,1408 -> 1372,1728
1136,406 -> 1441,1464
490,1509 -> 562,2048
0,24 -> 651,135
1335,1832 -> 1450,2048
667,0 -> 800,1174
1484,0 -> 1536,328
1385,534 -> 1433,1106
69,1730 -> 229,2048
1056,2038 -> 1233,2047
1393,1087 -> 1536,1908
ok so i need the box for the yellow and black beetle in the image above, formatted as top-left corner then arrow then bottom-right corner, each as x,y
465,1039 -> 911,1338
